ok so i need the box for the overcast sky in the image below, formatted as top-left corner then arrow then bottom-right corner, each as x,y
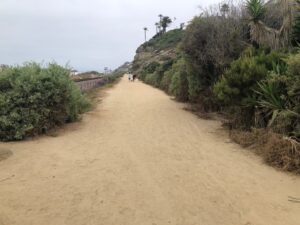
0,0 -> 220,72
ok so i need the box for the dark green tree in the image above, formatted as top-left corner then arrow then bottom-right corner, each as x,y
160,16 -> 172,33
155,22 -> 160,33
220,3 -> 229,17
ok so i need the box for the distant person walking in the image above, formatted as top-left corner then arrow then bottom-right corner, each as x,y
128,73 -> 136,82
128,73 -> 133,82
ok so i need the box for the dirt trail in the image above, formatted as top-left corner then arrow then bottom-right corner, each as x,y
1,77 -> 300,225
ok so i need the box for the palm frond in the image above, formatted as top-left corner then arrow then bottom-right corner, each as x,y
254,80 -> 300,127
254,81 -> 286,110
246,0 -> 266,22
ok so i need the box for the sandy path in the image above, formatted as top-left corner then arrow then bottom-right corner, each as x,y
0,77 -> 300,225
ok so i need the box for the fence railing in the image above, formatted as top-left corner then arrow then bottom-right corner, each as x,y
74,77 -> 106,92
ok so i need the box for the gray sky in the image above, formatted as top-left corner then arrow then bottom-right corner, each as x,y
0,0 -> 220,72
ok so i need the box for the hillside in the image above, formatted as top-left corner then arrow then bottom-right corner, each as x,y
131,7 -> 300,174
132,29 -> 184,76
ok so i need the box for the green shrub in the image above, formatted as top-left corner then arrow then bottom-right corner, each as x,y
286,53 -> 300,108
285,53 -> 300,137
213,48 -> 287,106
155,59 -> 174,88
143,29 -> 184,51
139,61 -> 160,81
140,59 -> 175,89
169,58 -> 189,101
160,70 -> 173,93
0,63 -> 90,141
250,52 -> 300,137
253,74 -> 293,132
181,14 -> 246,109
182,15 -> 245,86
213,48 -> 289,129
144,73 -> 157,86
214,56 -> 267,105
103,72 -> 123,83
287,52 -> 300,76
185,60 -> 204,103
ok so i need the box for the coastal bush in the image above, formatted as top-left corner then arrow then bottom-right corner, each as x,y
160,69 -> 174,93
214,48 -> 287,104
144,73 -> 157,86
0,63 -> 90,141
181,12 -> 246,108
154,59 -> 174,88
139,61 -> 160,81
142,29 -> 184,51
169,58 -> 189,101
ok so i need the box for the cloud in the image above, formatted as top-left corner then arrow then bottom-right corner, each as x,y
0,0 -> 220,71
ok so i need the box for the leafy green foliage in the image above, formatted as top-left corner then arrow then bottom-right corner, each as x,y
160,69 -> 174,93
103,72 -> 123,84
142,29 -> 184,51
214,52 -> 266,105
254,76 -> 290,128
0,63 -> 90,141
185,61 -> 202,102
133,4 -> 300,171
143,60 -> 175,88
168,58 -> 189,101
287,52 -> 300,76
213,48 -> 287,106
160,16 -> 172,33
254,72 -> 299,137
213,47 -> 300,138
144,72 -> 158,86
246,0 -> 266,22
139,61 -> 160,81
181,14 -> 246,107
154,59 -> 174,87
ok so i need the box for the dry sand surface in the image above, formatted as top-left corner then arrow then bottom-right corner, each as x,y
0,76 -> 300,225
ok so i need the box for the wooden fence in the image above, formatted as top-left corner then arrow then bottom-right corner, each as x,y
74,77 -> 106,92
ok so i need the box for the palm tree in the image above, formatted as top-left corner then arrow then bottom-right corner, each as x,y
180,23 -> 185,30
158,14 -> 163,22
247,0 -> 295,49
220,3 -> 230,17
158,24 -> 162,35
155,22 -> 159,34
161,16 -> 172,33
144,27 -> 148,42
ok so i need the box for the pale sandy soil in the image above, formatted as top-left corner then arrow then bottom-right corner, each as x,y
0,77 -> 300,225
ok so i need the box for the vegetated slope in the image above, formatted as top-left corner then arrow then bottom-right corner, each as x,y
132,1 -> 300,174
132,29 -> 183,76
0,77 -> 299,225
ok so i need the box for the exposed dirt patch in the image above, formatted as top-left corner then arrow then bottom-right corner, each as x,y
0,148 -> 13,162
